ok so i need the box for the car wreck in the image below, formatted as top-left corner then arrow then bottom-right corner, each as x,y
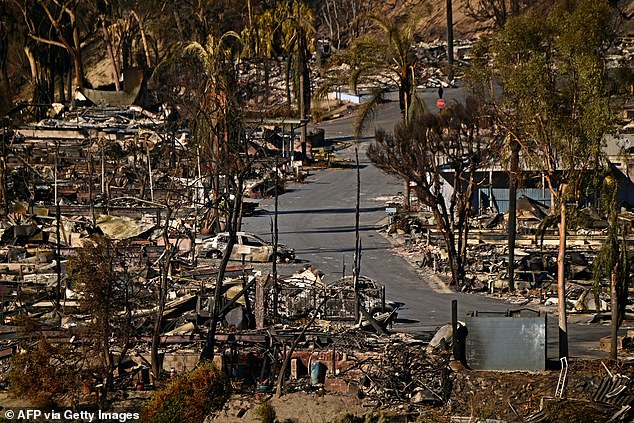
197,231 -> 296,263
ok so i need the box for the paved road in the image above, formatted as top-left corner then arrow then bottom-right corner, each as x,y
244,138 -> 513,332
243,89 -> 621,359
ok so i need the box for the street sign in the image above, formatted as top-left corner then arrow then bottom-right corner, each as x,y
437,98 -> 446,109
385,207 -> 397,214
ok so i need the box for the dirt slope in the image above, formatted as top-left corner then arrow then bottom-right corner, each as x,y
382,0 -> 634,40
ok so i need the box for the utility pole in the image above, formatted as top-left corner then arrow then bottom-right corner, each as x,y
272,156 -> 279,321
446,0 -> 454,83
353,146 -> 361,322
55,202 -> 62,314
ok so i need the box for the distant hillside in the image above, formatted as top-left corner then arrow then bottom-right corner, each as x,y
7,0 -> 634,110
378,0 -> 634,41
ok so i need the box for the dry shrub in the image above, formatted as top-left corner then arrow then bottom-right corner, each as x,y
254,400 -> 276,423
7,339 -> 84,408
542,399 -> 612,423
142,362 -> 230,423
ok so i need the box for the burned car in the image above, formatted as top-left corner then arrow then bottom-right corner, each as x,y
197,232 -> 295,263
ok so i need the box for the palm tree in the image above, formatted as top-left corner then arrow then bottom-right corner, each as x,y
240,8 -> 278,105
278,0 -> 315,150
183,30 -> 242,232
181,32 -> 256,363
318,14 -> 427,210
319,14 -> 427,137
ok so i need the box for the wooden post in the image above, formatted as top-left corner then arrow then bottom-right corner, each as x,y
255,274 -> 267,330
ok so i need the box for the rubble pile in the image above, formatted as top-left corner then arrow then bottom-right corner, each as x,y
206,329 -> 454,420
347,334 -> 452,410
0,102 -> 364,410
381,206 -> 634,318
450,361 -> 634,422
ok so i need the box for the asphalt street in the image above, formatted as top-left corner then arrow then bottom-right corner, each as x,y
242,87 -> 622,359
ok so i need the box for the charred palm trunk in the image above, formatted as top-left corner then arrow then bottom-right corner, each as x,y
400,74 -> 412,211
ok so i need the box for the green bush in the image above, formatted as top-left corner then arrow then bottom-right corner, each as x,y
142,362 -> 230,423
330,412 -> 356,423
254,400 -> 276,423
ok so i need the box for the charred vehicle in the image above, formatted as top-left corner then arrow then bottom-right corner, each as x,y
197,232 -> 295,263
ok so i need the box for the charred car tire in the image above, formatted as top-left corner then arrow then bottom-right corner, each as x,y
275,255 -> 293,263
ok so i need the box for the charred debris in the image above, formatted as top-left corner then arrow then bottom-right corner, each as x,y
384,195 -> 634,320
0,102 -> 633,421
0,103 -> 412,408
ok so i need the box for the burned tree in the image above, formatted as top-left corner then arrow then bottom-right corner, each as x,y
465,0 -> 528,28
67,235 -> 138,395
368,97 -> 501,287
16,0 -> 92,90
174,32 -> 254,362
490,1 -> 615,358
149,206 -> 175,381
594,175 -> 630,360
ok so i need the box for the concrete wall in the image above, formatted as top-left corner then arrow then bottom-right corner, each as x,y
327,91 -> 373,104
